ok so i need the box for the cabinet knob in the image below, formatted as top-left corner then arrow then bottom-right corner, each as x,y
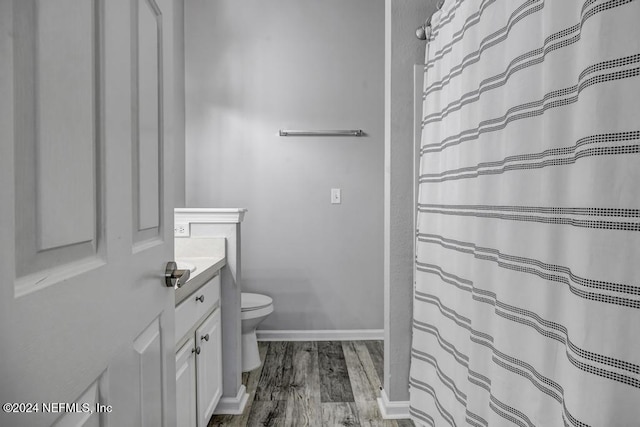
195,295 -> 204,303
201,334 -> 210,342
192,346 -> 201,355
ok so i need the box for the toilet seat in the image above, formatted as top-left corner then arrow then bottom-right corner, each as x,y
241,293 -> 273,312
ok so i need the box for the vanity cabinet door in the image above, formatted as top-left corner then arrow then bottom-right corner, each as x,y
195,308 -> 223,426
176,338 -> 197,427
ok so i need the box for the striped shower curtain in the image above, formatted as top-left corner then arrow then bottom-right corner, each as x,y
410,0 -> 640,426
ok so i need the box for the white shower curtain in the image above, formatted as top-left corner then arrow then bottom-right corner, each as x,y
410,0 -> 640,426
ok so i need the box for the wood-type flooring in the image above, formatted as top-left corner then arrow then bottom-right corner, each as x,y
209,340 -> 414,427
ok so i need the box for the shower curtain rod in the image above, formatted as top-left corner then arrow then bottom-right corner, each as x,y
279,129 -> 363,137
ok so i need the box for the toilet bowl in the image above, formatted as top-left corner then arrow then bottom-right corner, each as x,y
241,292 -> 273,372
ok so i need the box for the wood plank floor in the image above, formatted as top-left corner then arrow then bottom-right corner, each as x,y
209,341 -> 415,427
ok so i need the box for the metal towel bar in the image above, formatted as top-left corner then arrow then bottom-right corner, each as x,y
279,129 -> 363,137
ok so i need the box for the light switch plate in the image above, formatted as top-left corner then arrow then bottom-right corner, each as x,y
331,188 -> 341,204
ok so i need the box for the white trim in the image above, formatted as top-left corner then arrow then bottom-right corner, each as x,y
256,329 -> 384,342
383,0 -> 393,409
213,385 -> 249,415
377,388 -> 411,419
413,63 -> 422,296
175,208 -> 248,224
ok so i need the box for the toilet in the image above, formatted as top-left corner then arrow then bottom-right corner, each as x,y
241,292 -> 274,372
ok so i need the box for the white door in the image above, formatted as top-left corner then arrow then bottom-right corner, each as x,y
0,0 -> 178,426
176,338 -> 197,427
195,309 -> 222,427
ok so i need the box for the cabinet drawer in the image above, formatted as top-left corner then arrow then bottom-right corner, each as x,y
175,274 -> 220,345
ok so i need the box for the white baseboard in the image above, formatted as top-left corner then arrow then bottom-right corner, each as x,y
213,385 -> 249,415
256,329 -> 384,341
377,388 -> 410,419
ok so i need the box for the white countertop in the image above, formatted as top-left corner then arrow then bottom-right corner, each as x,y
174,255 -> 226,306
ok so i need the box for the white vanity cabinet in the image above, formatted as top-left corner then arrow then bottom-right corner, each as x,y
175,274 -> 222,427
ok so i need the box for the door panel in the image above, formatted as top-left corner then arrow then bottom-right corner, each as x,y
13,0 -> 101,290
51,379 -> 103,427
35,0 -> 97,251
0,0 -> 177,426
133,317 -> 163,427
134,0 -> 162,238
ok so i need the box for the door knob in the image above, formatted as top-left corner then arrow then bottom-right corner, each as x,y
165,262 -> 190,288
201,334 -> 209,342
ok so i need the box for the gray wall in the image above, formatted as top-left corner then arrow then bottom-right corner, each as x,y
184,0 -> 385,331
384,0 -> 438,402
174,0 -> 185,208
